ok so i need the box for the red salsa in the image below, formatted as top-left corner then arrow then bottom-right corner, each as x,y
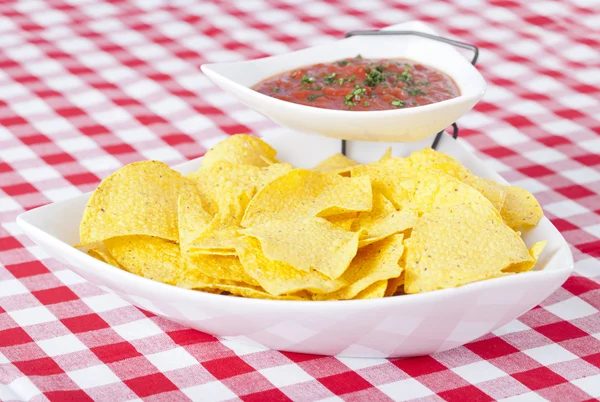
253,56 -> 460,111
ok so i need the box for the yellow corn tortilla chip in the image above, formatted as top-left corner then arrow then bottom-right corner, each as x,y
351,158 -> 414,210
178,189 -> 213,251
326,212 -> 358,231
187,185 -> 250,254
380,147 -> 393,160
385,274 -> 405,297
183,253 -> 259,286
312,153 -> 358,176
201,134 -> 277,169
354,280 -> 387,299
505,241 -> 546,273
407,147 -> 468,180
80,161 -> 195,246
236,237 -> 344,295
409,171 -> 498,216
314,234 -> 404,300
179,269 -> 296,298
104,235 -> 182,285
352,192 -> 417,247
499,185 -> 544,230
404,202 -> 533,294
462,175 -> 506,213
242,169 -> 372,226
180,278 -> 308,300
241,217 -> 359,279
186,161 -> 293,215
87,246 -> 122,268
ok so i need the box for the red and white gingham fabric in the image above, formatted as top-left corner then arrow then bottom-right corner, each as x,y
1,0 -> 599,400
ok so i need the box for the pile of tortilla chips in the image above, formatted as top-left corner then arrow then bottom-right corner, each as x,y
79,134 -> 546,300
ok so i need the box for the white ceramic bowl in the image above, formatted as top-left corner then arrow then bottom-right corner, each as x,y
201,21 -> 486,143
17,132 -> 573,358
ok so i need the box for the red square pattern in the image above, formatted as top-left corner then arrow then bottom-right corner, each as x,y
392,356 -> 448,377
465,337 -> 520,360
438,385 -> 494,402
5,261 -> 50,278
32,286 -> 79,305
14,357 -> 64,376
45,390 -> 94,402
318,371 -> 373,395
512,367 -> 568,391
242,388 -> 292,402
535,321 -> 589,343
0,327 -> 34,347
91,341 -> 142,364
61,313 -> 110,333
202,356 -> 255,380
167,329 -> 216,346
124,372 -> 179,398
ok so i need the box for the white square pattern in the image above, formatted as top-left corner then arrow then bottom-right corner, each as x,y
378,378 -> 434,401
146,347 -> 199,372
545,297 -> 598,321
8,305 -> 57,327
259,364 -> 314,388
524,344 -> 578,366
67,364 -> 121,388
452,360 -> 507,384
37,334 -> 88,357
112,318 -> 164,341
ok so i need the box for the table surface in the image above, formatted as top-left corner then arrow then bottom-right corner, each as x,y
1,0 -> 599,401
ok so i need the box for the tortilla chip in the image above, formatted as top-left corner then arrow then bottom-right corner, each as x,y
462,175 -> 506,213
87,246 -> 122,268
80,161 -> 195,246
404,202 -> 533,294
241,217 -> 359,279
237,237 -> 344,295
178,189 -> 213,251
409,171 -> 497,216
505,241 -> 547,273
407,147 -> 468,180
313,234 -> 404,300
183,253 -> 258,285
351,158 -> 414,210
187,185 -> 249,254
380,147 -> 393,160
499,185 -> 544,230
242,169 -> 372,226
354,280 -> 387,299
385,275 -> 405,297
313,153 -> 358,176
201,134 -> 277,169
352,192 -> 417,247
326,212 -> 358,230
104,235 -> 182,285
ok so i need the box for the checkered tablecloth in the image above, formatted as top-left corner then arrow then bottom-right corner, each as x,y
1,0 -> 599,400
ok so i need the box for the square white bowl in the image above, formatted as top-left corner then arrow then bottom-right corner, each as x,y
16,132 -> 573,358
201,21 -> 486,143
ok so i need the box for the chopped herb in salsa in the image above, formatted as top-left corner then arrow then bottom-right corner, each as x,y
391,99 -> 405,108
301,75 -> 315,84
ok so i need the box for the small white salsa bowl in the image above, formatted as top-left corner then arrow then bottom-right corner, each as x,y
17,132 -> 572,358
201,21 -> 486,142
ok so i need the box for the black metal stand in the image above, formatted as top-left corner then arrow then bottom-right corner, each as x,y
340,30 -> 479,155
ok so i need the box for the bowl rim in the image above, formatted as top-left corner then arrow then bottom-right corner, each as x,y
200,20 -> 487,117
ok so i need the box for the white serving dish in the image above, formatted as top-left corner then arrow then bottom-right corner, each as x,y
201,21 -> 486,143
17,132 -> 573,358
